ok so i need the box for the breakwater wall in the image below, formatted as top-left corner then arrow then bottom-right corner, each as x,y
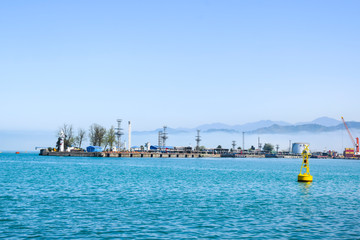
39,149 -> 220,158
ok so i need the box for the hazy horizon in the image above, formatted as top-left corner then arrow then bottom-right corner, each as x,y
1,127 -> 358,153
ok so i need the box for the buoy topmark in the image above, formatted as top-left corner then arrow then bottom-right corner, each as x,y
298,145 -> 313,182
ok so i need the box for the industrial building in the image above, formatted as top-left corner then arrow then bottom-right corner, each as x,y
292,143 -> 309,154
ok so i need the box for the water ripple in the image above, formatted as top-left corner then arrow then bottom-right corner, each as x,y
0,154 -> 359,238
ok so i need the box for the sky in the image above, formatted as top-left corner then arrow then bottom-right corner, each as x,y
1,0 -> 360,133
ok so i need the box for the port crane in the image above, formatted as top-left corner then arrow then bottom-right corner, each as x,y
341,117 -> 360,156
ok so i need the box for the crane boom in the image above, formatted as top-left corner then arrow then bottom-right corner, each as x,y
341,117 -> 360,154
342,117 -> 356,146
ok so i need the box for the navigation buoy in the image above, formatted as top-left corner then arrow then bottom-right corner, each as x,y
298,145 -> 313,182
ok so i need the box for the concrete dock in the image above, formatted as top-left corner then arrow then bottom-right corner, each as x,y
39,149 -> 221,158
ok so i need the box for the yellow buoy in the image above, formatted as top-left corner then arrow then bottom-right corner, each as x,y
298,145 -> 313,182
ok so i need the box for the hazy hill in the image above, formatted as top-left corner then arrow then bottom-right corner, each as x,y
132,117 -> 359,135
296,116 -> 342,127
251,121 -> 360,134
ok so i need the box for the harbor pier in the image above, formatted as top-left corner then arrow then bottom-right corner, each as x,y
39,149 -> 221,158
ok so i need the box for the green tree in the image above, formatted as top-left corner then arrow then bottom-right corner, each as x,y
103,126 -> 116,150
217,145 -> 222,149
56,137 -> 61,151
263,143 -> 274,153
74,128 -> 86,148
249,145 -> 255,151
89,124 -> 107,146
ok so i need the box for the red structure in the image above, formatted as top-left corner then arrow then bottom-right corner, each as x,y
341,117 -> 360,155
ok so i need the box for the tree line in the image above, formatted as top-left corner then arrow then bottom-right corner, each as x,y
217,143 -> 274,152
56,124 -> 276,153
56,123 -> 118,151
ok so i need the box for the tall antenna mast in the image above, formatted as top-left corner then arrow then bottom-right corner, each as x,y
115,119 -> 123,151
128,121 -> 131,152
162,126 -> 168,148
195,130 -> 201,151
258,137 -> 262,150
242,132 -> 245,150
158,131 -> 163,151
289,140 -> 292,153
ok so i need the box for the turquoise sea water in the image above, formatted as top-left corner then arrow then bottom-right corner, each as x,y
0,153 -> 359,239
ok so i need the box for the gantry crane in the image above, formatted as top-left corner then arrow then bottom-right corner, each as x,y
341,117 -> 360,156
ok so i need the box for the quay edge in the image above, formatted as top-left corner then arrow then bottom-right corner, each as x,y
39,149 -> 220,158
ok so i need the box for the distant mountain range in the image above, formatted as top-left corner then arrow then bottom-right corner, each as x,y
294,116 -> 342,127
133,117 -> 360,135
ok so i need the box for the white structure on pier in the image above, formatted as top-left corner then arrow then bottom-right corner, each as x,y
59,130 -> 65,152
292,143 -> 309,154
128,121 -> 132,151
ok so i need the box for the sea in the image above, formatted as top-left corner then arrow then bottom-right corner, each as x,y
0,153 -> 359,239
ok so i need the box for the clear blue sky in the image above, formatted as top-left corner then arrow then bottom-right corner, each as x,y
1,0 -> 359,131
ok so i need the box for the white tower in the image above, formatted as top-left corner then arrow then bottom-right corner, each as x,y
60,130 -> 65,152
145,142 -> 150,151
128,121 -> 132,151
